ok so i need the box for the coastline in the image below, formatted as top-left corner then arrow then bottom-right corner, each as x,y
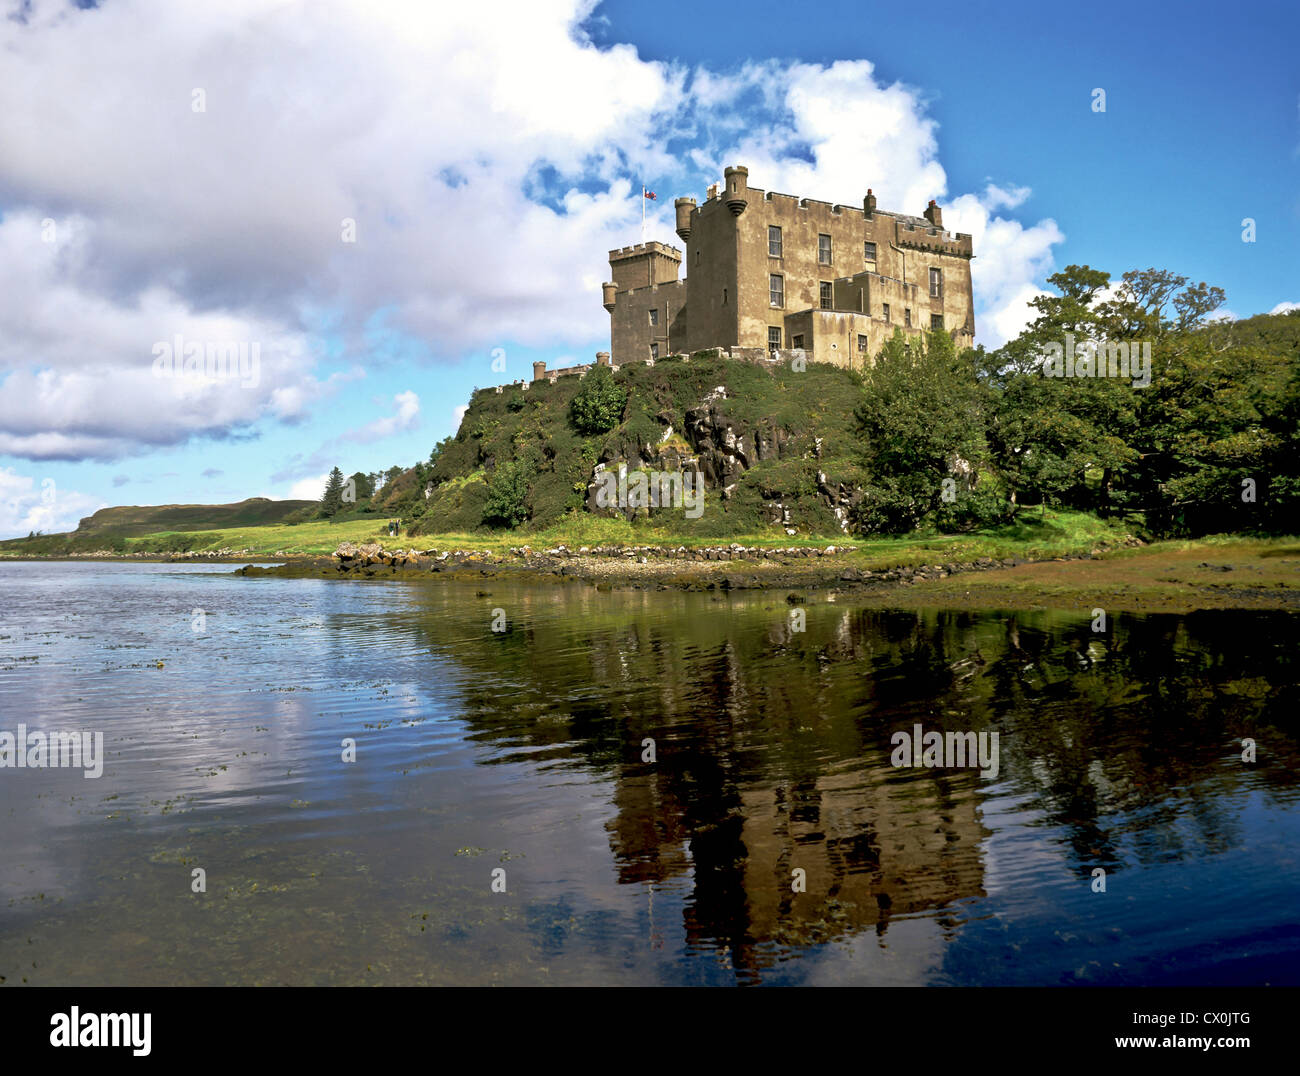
220,538 -> 1300,614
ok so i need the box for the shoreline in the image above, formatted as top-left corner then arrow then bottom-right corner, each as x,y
231,539 -> 1300,614
4,537 -> 1297,614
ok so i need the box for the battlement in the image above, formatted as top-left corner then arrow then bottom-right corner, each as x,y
603,165 -> 976,367
608,241 -> 683,292
608,241 -> 681,262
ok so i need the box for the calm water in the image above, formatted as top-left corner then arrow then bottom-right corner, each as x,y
1,560 -> 1298,986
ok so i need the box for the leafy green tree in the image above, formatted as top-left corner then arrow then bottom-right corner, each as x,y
347,471 -> 375,502
569,365 -> 627,435
853,328 -> 994,533
482,460 -> 531,528
985,265 -> 1141,511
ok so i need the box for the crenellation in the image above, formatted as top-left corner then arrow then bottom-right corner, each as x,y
602,165 -> 975,369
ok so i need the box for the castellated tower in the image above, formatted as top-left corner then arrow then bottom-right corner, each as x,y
601,166 -> 976,372
601,241 -> 687,365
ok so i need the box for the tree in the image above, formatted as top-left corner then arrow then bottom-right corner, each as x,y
347,471 -> 375,501
569,365 -> 627,435
853,328 -> 995,533
318,467 -> 345,518
986,265 -> 1141,510
482,460 -> 531,528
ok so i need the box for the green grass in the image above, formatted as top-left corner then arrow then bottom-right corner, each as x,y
0,506 -> 1141,565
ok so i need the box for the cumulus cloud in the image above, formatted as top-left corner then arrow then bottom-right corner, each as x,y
0,468 -> 105,536
342,391 -> 420,444
1270,301 -> 1299,315
287,474 -> 329,502
0,1 -> 1065,465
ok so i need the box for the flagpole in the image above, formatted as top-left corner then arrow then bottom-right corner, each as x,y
641,185 -> 646,244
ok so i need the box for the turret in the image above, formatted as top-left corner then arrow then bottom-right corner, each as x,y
674,197 -> 696,243
532,361 -> 546,382
596,351 -> 611,367
723,165 -> 748,217
864,188 -> 876,220
602,281 -> 617,312
924,199 -> 943,228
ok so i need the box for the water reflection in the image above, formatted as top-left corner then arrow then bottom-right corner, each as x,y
421,589 -> 1300,980
1,563 -> 1297,985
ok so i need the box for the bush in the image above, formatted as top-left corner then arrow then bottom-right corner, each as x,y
569,366 -> 627,435
482,460 -> 531,528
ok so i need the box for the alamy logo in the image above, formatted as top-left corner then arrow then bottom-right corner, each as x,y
1039,333 -> 1151,388
890,724 -> 1000,779
50,1008 -> 151,1056
0,724 -> 104,778
594,466 -> 705,519
151,334 -> 261,387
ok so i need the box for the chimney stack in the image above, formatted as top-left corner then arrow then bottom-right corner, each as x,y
924,199 -> 943,228
863,188 -> 876,219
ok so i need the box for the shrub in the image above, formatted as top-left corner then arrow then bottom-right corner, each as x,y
569,366 -> 627,435
482,460 -> 531,528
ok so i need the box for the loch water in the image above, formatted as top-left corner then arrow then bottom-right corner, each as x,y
1,560 -> 1297,985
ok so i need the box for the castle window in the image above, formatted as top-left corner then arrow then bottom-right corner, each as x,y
769,274 -> 783,308
883,303 -> 891,323
905,308 -> 912,328
768,225 -> 782,258
650,343 -> 659,359
857,334 -> 869,351
768,327 -> 782,352
864,241 -> 877,262
648,308 -> 659,327
819,282 -> 833,310
791,334 -> 805,349
723,288 -> 727,305
931,314 -> 944,331
818,234 -> 832,265
929,268 -> 943,298
695,250 -> 700,267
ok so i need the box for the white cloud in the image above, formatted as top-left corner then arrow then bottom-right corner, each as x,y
1270,301 -> 1300,315
342,391 -> 420,444
452,404 -> 469,432
286,474 -> 328,502
0,0 -> 1067,465
0,468 -> 106,538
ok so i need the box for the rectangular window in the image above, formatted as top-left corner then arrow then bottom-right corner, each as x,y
768,225 -> 783,258
791,334 -> 805,349
931,314 -> 944,331
650,342 -> 659,359
929,267 -> 942,298
905,308 -> 912,328
769,274 -> 783,307
648,308 -> 659,327
857,334 -> 869,351
818,233 -> 832,265
768,326 -> 782,352
882,303 -> 891,323
864,241 -> 877,262
819,282 -> 833,310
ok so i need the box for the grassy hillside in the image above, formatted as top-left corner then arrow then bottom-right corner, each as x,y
412,350 -> 869,538
75,497 -> 316,536
0,496 -> 316,555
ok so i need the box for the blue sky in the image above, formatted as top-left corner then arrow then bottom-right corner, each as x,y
0,0 -> 1295,537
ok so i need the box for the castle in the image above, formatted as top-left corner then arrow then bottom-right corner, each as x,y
529,165 -> 975,384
